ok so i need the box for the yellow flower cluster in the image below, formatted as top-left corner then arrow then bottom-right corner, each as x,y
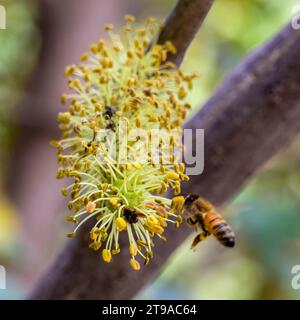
51,16 -> 196,270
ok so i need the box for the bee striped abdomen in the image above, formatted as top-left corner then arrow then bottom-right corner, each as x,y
205,212 -> 235,248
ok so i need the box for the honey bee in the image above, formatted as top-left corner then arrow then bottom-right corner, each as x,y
103,106 -> 116,120
184,194 -> 235,249
104,106 -> 116,131
106,122 -> 116,131
123,207 -> 146,224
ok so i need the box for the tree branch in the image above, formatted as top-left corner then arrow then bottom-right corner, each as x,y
157,0 -> 215,65
29,23 -> 300,300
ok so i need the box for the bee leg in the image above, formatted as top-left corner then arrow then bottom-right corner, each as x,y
186,216 -> 198,226
191,231 -> 210,251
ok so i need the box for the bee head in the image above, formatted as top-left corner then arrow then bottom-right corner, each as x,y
104,106 -> 116,119
184,194 -> 199,206
123,207 -> 138,224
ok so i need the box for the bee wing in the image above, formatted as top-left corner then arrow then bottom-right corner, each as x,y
135,211 -> 147,218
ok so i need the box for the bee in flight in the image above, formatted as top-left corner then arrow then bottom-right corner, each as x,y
183,194 -> 235,249
103,105 -> 116,120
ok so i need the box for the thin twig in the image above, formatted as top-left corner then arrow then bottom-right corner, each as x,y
157,0 -> 215,66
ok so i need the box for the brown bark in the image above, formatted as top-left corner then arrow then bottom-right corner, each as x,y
157,0 -> 215,65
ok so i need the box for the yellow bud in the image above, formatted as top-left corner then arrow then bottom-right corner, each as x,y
158,216 -> 167,227
93,66 -> 103,74
165,171 -> 180,180
64,65 -> 75,76
129,243 -> 137,257
95,103 -> 103,112
50,140 -> 60,147
101,57 -> 113,68
136,118 -> 141,128
155,206 -> 168,218
110,95 -> 117,105
67,232 -> 76,238
143,39 -> 150,48
127,77 -> 136,87
102,249 -> 112,263
177,215 -> 183,224
101,230 -> 108,241
89,241 -> 101,251
61,188 -> 68,197
159,182 -> 168,194
116,217 -> 127,231
73,101 -> 81,111
178,87 -> 187,99
83,72 -> 90,82
73,79 -> 81,90
152,225 -> 164,234
67,201 -> 73,210
80,53 -> 89,62
113,45 -> 121,52
146,16 -> 155,24
138,28 -> 146,37
86,201 -> 96,213
98,40 -> 105,51
90,43 -> 99,54
127,50 -> 134,58
179,163 -> 185,172
160,165 -> 166,174
130,258 -> 141,271
110,249 -> 119,256
171,196 -> 185,211
103,48 -> 109,57
182,174 -> 190,181
133,162 -> 141,169
125,15 -> 136,23
109,198 -> 118,207
66,215 -> 78,224
90,227 -> 100,241
174,185 -> 181,195
165,41 -> 177,54
165,61 -> 177,69
60,95 -> 67,105
104,24 -> 114,31
100,74 -> 108,84
57,112 -> 71,124
146,215 -> 159,226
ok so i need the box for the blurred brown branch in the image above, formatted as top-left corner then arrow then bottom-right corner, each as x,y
29,20 -> 300,299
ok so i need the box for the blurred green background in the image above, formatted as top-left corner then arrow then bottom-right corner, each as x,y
1,0 -> 300,299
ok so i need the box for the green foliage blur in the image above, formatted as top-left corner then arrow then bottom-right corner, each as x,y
1,0 -> 300,299
0,0 -> 40,173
